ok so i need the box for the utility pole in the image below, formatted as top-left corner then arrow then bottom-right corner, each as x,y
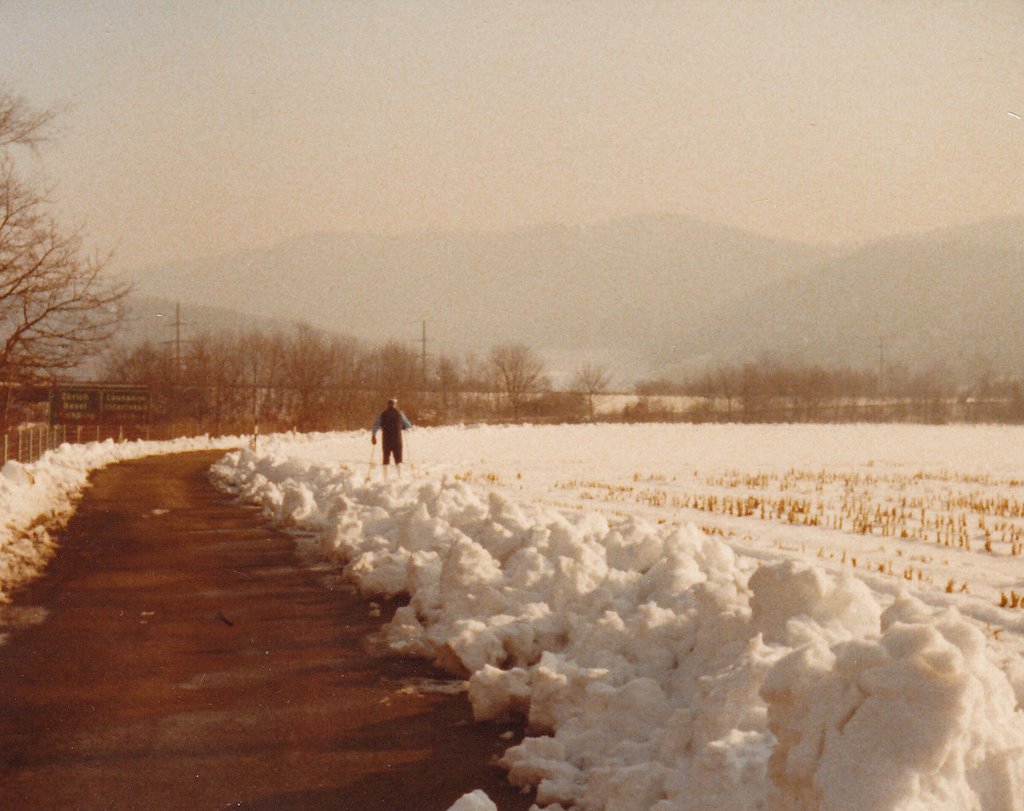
251,356 -> 260,452
158,301 -> 190,429
421,320 -> 427,389
878,337 -> 885,397
166,302 -> 186,377
162,302 -> 189,382
175,302 -> 182,374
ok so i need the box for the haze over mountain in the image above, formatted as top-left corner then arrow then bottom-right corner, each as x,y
118,296 -> 318,348
674,217 -> 1024,382
129,214 -> 1024,384
129,215 -> 828,377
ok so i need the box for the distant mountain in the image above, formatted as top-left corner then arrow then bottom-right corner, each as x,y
674,218 -> 1024,380
117,295 -> 315,347
129,215 -> 829,375
126,214 -> 1024,384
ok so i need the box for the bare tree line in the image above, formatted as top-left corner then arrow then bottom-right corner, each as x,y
636,358 -> 1024,425
101,328 -> 591,432
104,322 -> 1024,434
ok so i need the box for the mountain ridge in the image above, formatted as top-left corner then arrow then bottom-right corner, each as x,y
128,213 -> 1024,382
130,213 -> 829,361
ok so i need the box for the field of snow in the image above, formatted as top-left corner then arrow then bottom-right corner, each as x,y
0,435 -> 240,604
210,423 -> 1024,811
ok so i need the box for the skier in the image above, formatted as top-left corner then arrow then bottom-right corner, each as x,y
371,398 -> 413,476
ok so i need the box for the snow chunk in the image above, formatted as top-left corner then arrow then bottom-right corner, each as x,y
762,593 -> 1024,811
1,460 -> 34,486
750,560 -> 880,645
446,789 -> 497,811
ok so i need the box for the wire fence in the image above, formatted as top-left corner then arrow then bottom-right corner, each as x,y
1,422 -> 212,466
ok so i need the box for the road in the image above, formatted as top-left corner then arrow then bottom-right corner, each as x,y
0,450 -> 533,810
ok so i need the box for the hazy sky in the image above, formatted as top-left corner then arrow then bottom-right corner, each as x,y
3,0 -> 1024,271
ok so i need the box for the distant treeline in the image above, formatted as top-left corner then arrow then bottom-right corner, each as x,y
96,325 -> 572,433
93,330 -> 1024,430
10,324 -> 1024,434
635,359 -> 1024,425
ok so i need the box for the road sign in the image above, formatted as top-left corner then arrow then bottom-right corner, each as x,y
50,385 -> 149,425
101,387 -> 150,421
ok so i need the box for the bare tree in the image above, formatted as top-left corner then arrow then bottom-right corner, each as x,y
280,323 -> 338,429
242,329 -> 288,433
181,330 -> 254,431
436,352 -> 461,414
489,342 -> 548,421
0,92 -> 54,149
104,338 -> 176,418
713,365 -> 740,420
370,340 -> 421,411
571,361 -> 612,420
1,91 -> 129,428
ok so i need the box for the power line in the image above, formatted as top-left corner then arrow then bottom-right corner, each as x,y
879,337 -> 885,396
421,320 -> 427,386
161,302 -> 190,379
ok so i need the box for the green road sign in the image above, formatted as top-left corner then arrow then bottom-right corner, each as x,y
50,385 -> 149,425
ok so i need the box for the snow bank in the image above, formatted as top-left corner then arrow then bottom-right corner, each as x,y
763,591 -> 1024,810
211,433 -> 1024,811
0,435 -> 239,601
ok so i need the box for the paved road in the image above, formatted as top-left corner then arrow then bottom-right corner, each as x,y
0,450 -> 532,810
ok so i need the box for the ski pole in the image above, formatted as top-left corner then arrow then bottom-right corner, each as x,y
366,440 -> 376,481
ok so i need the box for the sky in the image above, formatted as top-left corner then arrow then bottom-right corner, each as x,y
2,0 -> 1024,272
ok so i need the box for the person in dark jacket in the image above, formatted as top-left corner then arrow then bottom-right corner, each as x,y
371,398 -> 413,475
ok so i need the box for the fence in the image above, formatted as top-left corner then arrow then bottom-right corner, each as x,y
1,422 -> 211,466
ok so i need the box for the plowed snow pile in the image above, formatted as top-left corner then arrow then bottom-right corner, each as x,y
210,425 -> 1024,811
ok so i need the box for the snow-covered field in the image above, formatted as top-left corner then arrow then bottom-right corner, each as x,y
0,435 -> 240,603
209,423 -> 1024,811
